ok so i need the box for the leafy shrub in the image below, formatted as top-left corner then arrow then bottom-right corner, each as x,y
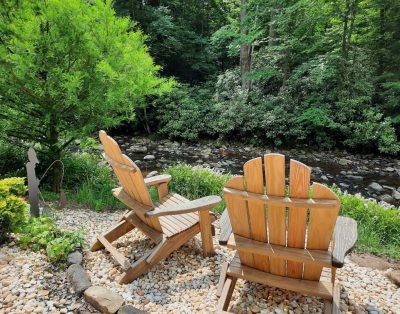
17,216 -> 84,262
62,153 -> 123,211
0,177 -> 29,243
165,164 -> 231,213
0,141 -> 26,178
337,191 -> 400,260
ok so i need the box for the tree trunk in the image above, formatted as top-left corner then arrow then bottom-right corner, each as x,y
49,117 -> 62,192
240,0 -> 252,92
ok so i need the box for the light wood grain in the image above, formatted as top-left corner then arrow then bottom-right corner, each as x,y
223,176 -> 254,266
223,187 -> 338,208
227,254 -> 333,300
264,153 -> 286,276
227,234 -> 332,268
244,157 -> 269,272
287,159 -> 310,279
303,183 -> 340,280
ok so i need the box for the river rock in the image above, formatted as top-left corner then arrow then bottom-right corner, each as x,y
368,182 -> 383,192
379,194 -> 394,203
67,251 -> 83,265
84,286 -> 124,314
386,270 -> 400,287
146,171 -> 158,178
338,158 -> 351,166
118,305 -> 148,314
347,175 -> 363,182
130,146 -> 147,153
143,155 -> 155,160
392,190 -> 400,200
66,264 -> 92,295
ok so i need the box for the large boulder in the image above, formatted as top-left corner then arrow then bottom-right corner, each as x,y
66,264 -> 92,295
368,182 -> 383,192
386,270 -> 400,287
84,286 -> 124,314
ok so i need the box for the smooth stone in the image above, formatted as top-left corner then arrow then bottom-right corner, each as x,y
67,251 -> 83,265
392,190 -> 400,200
386,270 -> 400,287
84,286 -> 124,314
66,264 -> 92,296
347,175 -> 363,182
368,182 -> 383,192
143,155 -> 155,160
338,158 -> 351,166
131,146 -> 147,153
118,305 -> 148,314
379,194 -> 394,203
145,171 -> 158,178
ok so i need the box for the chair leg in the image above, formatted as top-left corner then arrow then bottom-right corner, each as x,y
119,224 -> 201,284
324,283 -> 340,314
91,219 -> 134,251
216,262 -> 229,297
217,276 -> 237,313
199,211 -> 214,257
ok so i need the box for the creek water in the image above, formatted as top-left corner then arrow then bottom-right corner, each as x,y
112,135 -> 400,206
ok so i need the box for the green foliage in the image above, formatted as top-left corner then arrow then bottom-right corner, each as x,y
0,177 -> 29,242
165,164 -> 230,213
0,0 -> 174,188
0,140 -> 26,178
17,216 -> 84,262
61,153 -> 122,211
337,191 -> 400,260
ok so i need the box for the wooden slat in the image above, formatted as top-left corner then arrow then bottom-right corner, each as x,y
198,209 -> 214,257
91,219 -> 134,251
146,195 -> 221,217
223,188 -> 338,208
216,262 -> 229,297
219,209 -> 232,245
144,174 -> 172,186
287,160 -> 310,279
97,234 -> 131,269
113,187 -> 151,215
223,176 -> 254,266
99,131 -> 161,231
264,153 -> 286,276
217,277 -> 237,312
227,254 -> 333,300
125,212 -> 163,244
244,157 -> 269,272
103,153 -> 137,173
227,234 -> 332,268
303,183 -> 340,280
332,217 -> 357,268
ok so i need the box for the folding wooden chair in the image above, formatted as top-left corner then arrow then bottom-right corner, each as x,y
217,154 -> 357,313
91,131 -> 221,284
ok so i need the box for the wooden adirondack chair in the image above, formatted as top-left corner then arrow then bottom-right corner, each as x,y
217,154 -> 357,313
91,131 -> 221,284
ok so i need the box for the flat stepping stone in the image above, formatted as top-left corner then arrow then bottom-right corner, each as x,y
84,286 -> 124,314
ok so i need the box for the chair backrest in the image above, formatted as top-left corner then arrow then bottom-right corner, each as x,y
99,131 -> 161,231
224,153 -> 340,281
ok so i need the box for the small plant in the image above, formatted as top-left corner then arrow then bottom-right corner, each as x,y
17,216 -> 84,262
0,177 -> 29,243
165,164 -> 231,213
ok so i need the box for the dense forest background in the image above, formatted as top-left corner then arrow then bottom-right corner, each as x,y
114,0 -> 400,154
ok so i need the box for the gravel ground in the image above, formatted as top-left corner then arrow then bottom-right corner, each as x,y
1,207 -> 399,313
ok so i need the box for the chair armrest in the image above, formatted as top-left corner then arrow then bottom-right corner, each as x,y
219,209 -> 232,245
145,195 -> 221,217
332,216 -> 357,268
144,174 -> 172,186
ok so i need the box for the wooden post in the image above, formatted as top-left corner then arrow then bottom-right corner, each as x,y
199,211 -> 214,257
